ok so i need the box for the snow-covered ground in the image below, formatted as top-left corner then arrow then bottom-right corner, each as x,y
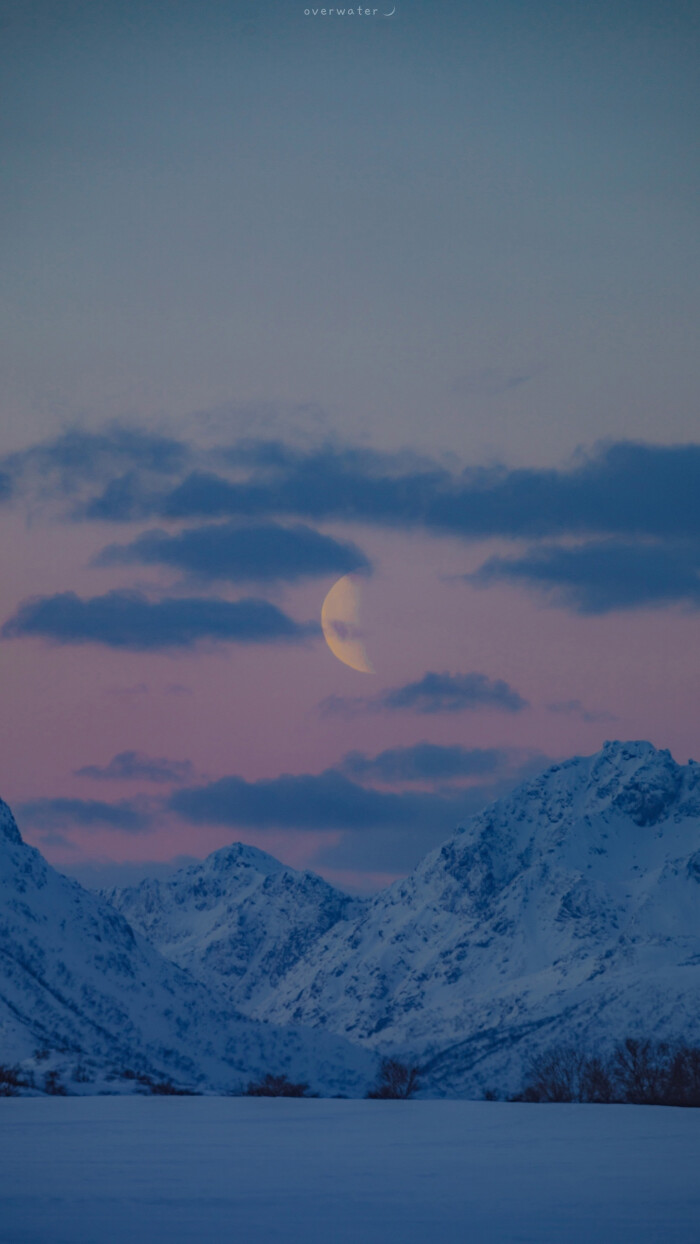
1,1099 -> 698,1244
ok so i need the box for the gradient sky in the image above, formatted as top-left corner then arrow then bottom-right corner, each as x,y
1,0 -> 699,890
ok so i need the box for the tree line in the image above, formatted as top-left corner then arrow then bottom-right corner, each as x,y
511,1038 -> 700,1106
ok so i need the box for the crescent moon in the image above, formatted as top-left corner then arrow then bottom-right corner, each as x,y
321,575 -> 373,674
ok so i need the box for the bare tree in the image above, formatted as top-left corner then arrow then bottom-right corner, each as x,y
611,1038 -> 669,1105
515,1037 -> 700,1107
666,1045 -> 700,1108
580,1055 -> 616,1103
367,1058 -> 421,1099
519,1046 -> 586,1102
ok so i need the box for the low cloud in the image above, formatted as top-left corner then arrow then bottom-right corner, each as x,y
75,750 -> 196,784
96,520 -> 370,584
2,589 -> 318,650
469,541 -> 700,614
167,755 -> 551,872
169,769 -> 444,832
322,670 -> 528,717
22,746 -> 554,872
340,743 -> 508,783
17,797 -> 151,834
547,699 -> 618,724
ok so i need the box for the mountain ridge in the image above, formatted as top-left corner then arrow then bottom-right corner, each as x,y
0,802 -> 374,1095
4,740 -> 700,1097
252,740 -> 700,1092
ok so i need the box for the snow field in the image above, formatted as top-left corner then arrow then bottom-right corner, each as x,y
1,1098 -> 699,1244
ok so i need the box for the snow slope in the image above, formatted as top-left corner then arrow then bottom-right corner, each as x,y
2,1098 -> 698,1244
103,842 -> 363,1013
249,742 -> 700,1094
0,801 -> 374,1095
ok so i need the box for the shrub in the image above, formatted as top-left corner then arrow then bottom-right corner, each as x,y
0,1064 -> 26,1097
366,1058 -> 421,1100
43,1070 -> 67,1096
245,1073 -> 314,1098
147,1080 -> 197,1096
132,1071 -> 197,1095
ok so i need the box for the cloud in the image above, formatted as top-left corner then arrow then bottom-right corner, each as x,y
546,699 -> 618,724
75,750 -> 196,784
168,757 -> 551,873
322,670 -> 528,717
24,746 -> 552,872
7,426 -> 700,618
7,428 -> 700,553
98,439 -> 700,546
340,743 -> 508,783
17,797 -> 151,834
469,541 -> 700,613
80,472 -> 163,522
2,589 -> 318,650
3,425 -> 189,509
169,769 -> 462,833
95,520 -> 370,583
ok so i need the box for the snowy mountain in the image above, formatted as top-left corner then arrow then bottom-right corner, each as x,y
103,842 -> 363,1013
6,741 -> 700,1098
246,741 -> 700,1095
0,802 -> 374,1095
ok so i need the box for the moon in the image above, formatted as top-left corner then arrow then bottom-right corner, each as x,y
321,575 -> 373,674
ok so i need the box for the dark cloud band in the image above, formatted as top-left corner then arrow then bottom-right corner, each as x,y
339,743 -> 508,783
18,797 -> 150,834
96,520 -> 370,583
169,769 -> 460,832
2,589 -> 318,650
6,430 -> 700,547
79,439 -> 700,546
470,540 -> 700,613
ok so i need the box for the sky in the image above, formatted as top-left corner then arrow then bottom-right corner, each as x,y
1,0 -> 699,891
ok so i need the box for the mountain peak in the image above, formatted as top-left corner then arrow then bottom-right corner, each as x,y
0,798 -> 22,845
106,838 -> 359,1014
202,840 -> 287,876
585,739 -> 689,827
